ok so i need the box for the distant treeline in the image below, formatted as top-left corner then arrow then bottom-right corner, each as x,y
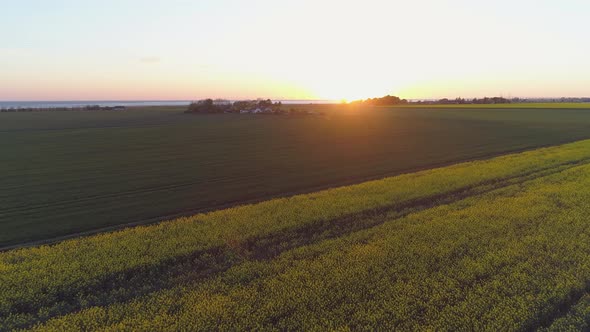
186,99 -> 321,115
416,97 -> 512,105
516,97 -> 590,103
352,95 -> 511,105
413,97 -> 590,105
350,95 -> 409,106
0,105 -> 126,112
352,95 -> 590,106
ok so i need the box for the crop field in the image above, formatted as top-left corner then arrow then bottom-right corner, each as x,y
4,104 -> 590,247
3,139 -> 590,330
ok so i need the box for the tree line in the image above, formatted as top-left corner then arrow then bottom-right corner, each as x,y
350,95 -> 409,106
185,99 -> 282,114
416,97 -> 512,105
0,105 -> 126,112
351,95 -> 513,106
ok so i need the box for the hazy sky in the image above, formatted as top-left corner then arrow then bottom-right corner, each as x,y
2,0 -> 589,101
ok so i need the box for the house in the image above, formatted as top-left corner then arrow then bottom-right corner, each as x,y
240,109 -> 251,114
252,108 -> 263,114
113,106 -> 126,111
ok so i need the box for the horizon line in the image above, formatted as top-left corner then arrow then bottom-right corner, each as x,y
2,96 -> 590,103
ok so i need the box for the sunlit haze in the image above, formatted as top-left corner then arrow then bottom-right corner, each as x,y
2,0 -> 589,101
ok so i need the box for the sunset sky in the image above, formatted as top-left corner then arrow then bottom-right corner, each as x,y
2,0 -> 589,101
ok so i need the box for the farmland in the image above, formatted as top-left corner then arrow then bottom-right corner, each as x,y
4,104 -> 590,247
4,139 -> 590,330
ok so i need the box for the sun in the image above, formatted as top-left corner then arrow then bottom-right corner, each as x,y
303,71 -> 409,102
313,83 -> 399,103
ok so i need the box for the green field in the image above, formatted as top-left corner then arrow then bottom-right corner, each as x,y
4,140 -> 590,330
4,104 -> 590,247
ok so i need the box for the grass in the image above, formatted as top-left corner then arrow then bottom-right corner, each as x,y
4,104 -> 590,247
3,139 -> 590,330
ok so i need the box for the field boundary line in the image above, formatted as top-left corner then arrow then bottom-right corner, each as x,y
3,138 -> 590,251
244,158 -> 590,260
5,157 -> 590,330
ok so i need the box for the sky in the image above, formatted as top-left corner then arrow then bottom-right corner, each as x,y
1,0 -> 590,101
